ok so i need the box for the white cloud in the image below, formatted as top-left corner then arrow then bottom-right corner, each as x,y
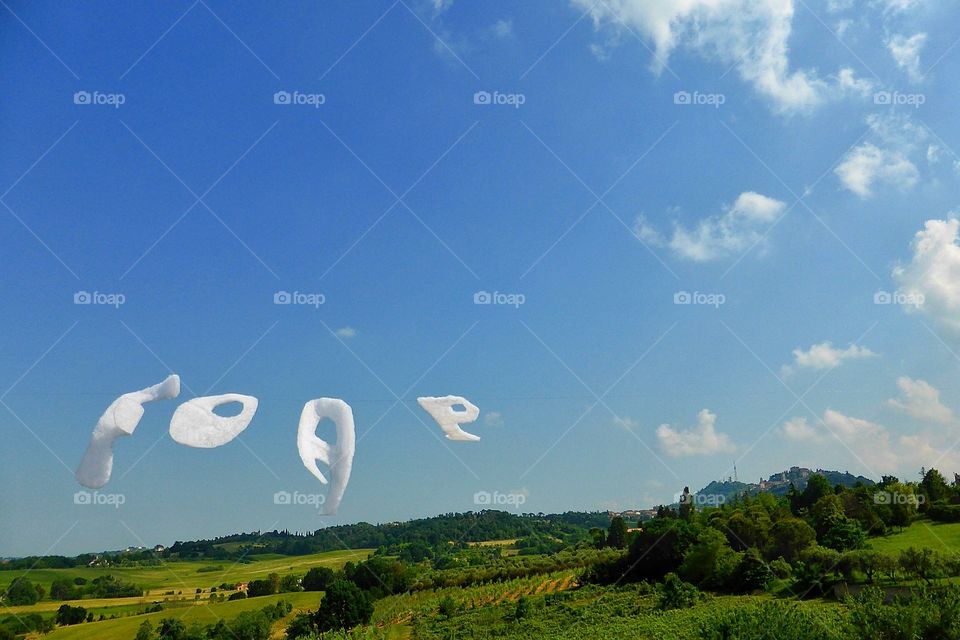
614,415 -> 640,431
822,409 -> 899,470
656,409 -> 736,457
335,327 -> 357,338
834,67 -> 875,96
484,411 -> 504,427
876,0 -> 920,14
827,0 -> 855,12
637,191 -> 786,262
571,0 -> 869,112
887,32 -> 927,82
784,341 -> 876,374
834,19 -> 854,38
835,113 -> 925,198
893,218 -> 960,331
634,214 -> 665,245
782,416 -> 822,442
782,407 -> 960,476
887,376 -> 954,424
492,18 -> 513,38
835,143 -> 918,198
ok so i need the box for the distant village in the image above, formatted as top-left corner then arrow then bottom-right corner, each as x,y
609,466 -> 871,523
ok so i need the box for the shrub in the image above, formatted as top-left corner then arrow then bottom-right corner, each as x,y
4,577 -> 40,605
701,601 -> 846,640
731,549 -> 773,593
657,572 -> 702,610
55,604 -> 87,626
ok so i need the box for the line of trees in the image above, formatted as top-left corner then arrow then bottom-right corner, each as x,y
583,468 -> 960,599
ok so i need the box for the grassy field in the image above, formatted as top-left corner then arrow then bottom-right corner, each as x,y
37,592 -> 321,640
869,519 -> 960,555
0,549 -> 372,640
0,549 -> 372,598
8,520 -> 960,640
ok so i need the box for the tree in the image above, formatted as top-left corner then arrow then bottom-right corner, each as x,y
900,547 -> 941,583
625,517 -> 696,581
4,577 -> 40,605
158,618 -> 186,640
732,549 -> 773,593
811,494 -> 845,538
302,566 -> 335,592
280,574 -> 302,593
606,516 -> 628,549
285,612 -> 315,639
589,527 -> 606,550
922,468 -> 950,504
55,604 -> 87,626
135,620 -> 154,640
345,556 -> 411,598
884,481 -> 921,530
879,475 -> 900,489
821,520 -> 866,552
268,573 -> 281,595
794,546 -> 841,597
678,487 -> 694,521
50,578 -> 80,600
723,503 -> 773,552
857,550 -> 882,583
678,527 -> 734,587
399,541 -> 433,563
800,474 -> 832,511
767,518 -> 815,562
212,611 -> 271,640
312,579 -> 373,632
246,579 -> 275,598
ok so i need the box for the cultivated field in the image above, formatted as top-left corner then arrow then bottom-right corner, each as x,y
1,549 -> 371,640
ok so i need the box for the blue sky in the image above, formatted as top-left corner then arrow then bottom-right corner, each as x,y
3,0 -> 960,556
